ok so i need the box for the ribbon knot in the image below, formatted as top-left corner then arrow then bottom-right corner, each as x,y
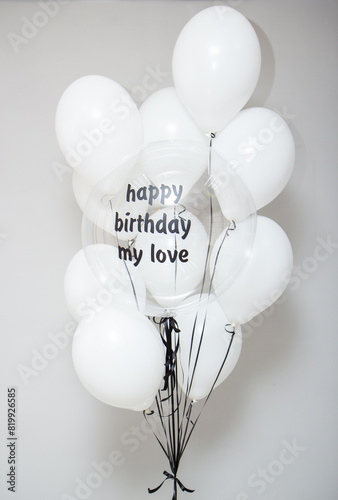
148,470 -> 195,498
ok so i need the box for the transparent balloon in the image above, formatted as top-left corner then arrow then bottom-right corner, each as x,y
81,141 -> 257,316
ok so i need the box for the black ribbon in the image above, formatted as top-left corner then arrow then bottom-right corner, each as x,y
148,470 -> 195,498
159,317 -> 181,392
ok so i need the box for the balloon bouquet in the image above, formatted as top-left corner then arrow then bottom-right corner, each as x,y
56,6 -> 295,499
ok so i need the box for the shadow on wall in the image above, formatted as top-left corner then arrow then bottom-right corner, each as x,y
247,22 -> 276,108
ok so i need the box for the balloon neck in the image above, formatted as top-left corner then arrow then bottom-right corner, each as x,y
225,323 -> 236,334
207,132 -> 216,147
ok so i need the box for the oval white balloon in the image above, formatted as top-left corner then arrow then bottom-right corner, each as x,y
172,6 -> 261,133
140,87 -> 208,145
55,75 -> 143,186
213,216 -> 293,324
72,306 -> 165,411
213,107 -> 295,211
175,294 -> 242,400
64,245 -> 146,322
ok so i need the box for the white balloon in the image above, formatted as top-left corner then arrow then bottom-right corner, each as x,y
55,75 -> 143,186
140,87 -> 208,145
72,306 -> 165,411
213,107 -> 295,211
213,216 -> 293,324
175,294 -> 242,400
64,245 -> 146,322
136,207 -> 209,310
172,6 -> 261,133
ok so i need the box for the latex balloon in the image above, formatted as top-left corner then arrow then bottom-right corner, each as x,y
72,305 -> 165,411
136,207 -> 209,309
213,107 -> 295,211
213,216 -> 293,324
64,245 -> 146,322
172,6 -> 261,133
55,75 -> 142,186
175,294 -> 242,400
140,87 -> 208,145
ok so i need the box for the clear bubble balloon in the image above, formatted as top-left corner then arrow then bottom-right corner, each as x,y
81,141 -> 257,316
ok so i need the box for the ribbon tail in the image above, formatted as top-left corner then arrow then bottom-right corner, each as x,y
148,478 -> 167,494
148,471 -> 171,494
175,477 -> 195,493
178,482 -> 195,493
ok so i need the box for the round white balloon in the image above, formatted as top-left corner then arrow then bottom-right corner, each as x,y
55,75 -> 143,186
175,294 -> 242,400
213,216 -> 293,324
72,306 -> 165,411
172,6 -> 261,133
213,107 -> 295,211
64,245 -> 146,322
140,87 -> 208,145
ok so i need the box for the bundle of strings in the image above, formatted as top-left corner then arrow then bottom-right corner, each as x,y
144,315 -> 236,499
